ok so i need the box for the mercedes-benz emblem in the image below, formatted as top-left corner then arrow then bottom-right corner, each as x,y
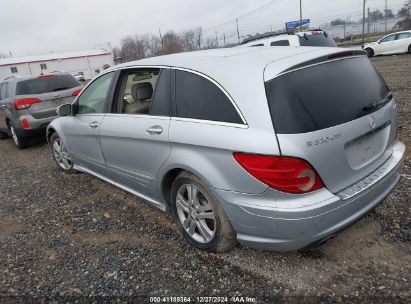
369,115 -> 376,129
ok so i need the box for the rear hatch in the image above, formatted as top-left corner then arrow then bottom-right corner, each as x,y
298,31 -> 337,47
15,74 -> 82,119
265,53 -> 397,193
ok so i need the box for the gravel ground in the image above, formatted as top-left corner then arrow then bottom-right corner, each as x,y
0,55 -> 410,303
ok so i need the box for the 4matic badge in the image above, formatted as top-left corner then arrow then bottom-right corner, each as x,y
307,133 -> 342,148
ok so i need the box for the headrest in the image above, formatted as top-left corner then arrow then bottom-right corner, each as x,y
131,82 -> 153,101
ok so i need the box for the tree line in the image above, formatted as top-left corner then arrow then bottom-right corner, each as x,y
331,6 -> 410,26
112,27 -> 227,63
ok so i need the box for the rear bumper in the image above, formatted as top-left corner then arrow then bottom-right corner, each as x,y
213,141 -> 405,251
11,114 -> 56,138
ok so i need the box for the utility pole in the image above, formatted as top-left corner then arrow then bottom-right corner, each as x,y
343,20 -> 346,39
236,19 -> 240,44
159,28 -> 163,47
385,0 -> 388,32
223,34 -> 226,47
367,7 -> 370,41
362,0 -> 366,44
299,0 -> 303,31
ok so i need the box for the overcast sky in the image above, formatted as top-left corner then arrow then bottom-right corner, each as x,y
0,0 -> 407,57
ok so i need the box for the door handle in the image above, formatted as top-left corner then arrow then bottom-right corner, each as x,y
146,126 -> 163,135
89,121 -> 100,128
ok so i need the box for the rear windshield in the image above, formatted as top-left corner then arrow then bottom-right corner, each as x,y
265,56 -> 390,134
299,34 -> 337,47
16,75 -> 80,95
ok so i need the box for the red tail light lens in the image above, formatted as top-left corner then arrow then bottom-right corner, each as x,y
71,89 -> 81,96
233,153 -> 325,194
15,98 -> 42,110
22,119 -> 29,129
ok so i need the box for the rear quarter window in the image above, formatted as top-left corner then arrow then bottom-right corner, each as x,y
265,56 -> 390,134
16,75 -> 80,95
174,70 -> 243,124
299,35 -> 337,47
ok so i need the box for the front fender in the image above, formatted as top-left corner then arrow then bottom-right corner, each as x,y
46,117 -> 68,145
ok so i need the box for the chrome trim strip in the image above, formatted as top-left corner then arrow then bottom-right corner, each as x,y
103,113 -> 171,120
337,141 -> 405,200
171,117 -> 248,129
73,164 -> 165,210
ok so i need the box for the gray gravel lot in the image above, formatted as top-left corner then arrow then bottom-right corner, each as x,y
0,55 -> 410,303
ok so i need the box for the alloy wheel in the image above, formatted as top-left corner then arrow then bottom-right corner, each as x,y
52,138 -> 73,170
176,184 -> 216,244
10,126 -> 19,146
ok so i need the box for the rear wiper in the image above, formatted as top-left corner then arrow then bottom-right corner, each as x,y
52,87 -> 70,92
362,93 -> 393,112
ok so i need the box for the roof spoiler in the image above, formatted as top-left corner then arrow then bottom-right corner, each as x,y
241,31 -> 295,45
279,50 -> 368,75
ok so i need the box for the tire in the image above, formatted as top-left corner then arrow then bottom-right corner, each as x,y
408,45 -> 411,54
171,171 -> 237,252
50,133 -> 76,174
365,48 -> 374,58
9,125 -> 29,149
0,131 -> 8,140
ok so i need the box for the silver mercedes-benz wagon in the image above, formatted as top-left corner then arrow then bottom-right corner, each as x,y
47,47 -> 405,252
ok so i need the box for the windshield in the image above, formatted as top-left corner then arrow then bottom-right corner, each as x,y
265,56 -> 390,134
299,34 -> 337,47
16,75 -> 80,95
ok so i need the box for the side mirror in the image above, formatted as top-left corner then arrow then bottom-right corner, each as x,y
57,104 -> 72,117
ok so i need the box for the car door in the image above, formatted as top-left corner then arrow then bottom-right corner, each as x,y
377,34 -> 397,55
99,68 -> 172,200
64,71 -> 115,175
393,32 -> 411,53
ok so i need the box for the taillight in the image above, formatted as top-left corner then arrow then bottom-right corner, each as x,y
14,98 -> 42,110
72,89 -> 81,96
233,153 -> 325,194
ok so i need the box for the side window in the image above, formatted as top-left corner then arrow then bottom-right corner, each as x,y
396,33 -> 411,40
174,70 -> 243,124
380,35 -> 396,43
10,67 -> 18,74
113,69 -> 160,115
150,69 -> 171,116
76,72 -> 114,114
270,40 -> 290,46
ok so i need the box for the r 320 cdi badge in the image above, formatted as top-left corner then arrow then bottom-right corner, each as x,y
47,47 -> 405,252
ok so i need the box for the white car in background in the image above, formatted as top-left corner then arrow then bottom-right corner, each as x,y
240,30 -> 337,48
362,30 -> 411,57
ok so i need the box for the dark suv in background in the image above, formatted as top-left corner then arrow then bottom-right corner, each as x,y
0,73 -> 82,149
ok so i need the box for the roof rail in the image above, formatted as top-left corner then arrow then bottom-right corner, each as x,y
241,31 -> 295,45
3,75 -> 20,81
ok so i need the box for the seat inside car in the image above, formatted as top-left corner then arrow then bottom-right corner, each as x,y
124,82 -> 153,114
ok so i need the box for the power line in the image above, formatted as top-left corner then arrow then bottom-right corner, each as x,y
203,0 -> 281,33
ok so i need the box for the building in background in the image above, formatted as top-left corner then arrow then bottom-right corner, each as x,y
0,49 -> 114,81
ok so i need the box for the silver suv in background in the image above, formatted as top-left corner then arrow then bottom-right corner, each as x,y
241,30 -> 337,47
47,47 -> 404,252
0,73 -> 82,148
